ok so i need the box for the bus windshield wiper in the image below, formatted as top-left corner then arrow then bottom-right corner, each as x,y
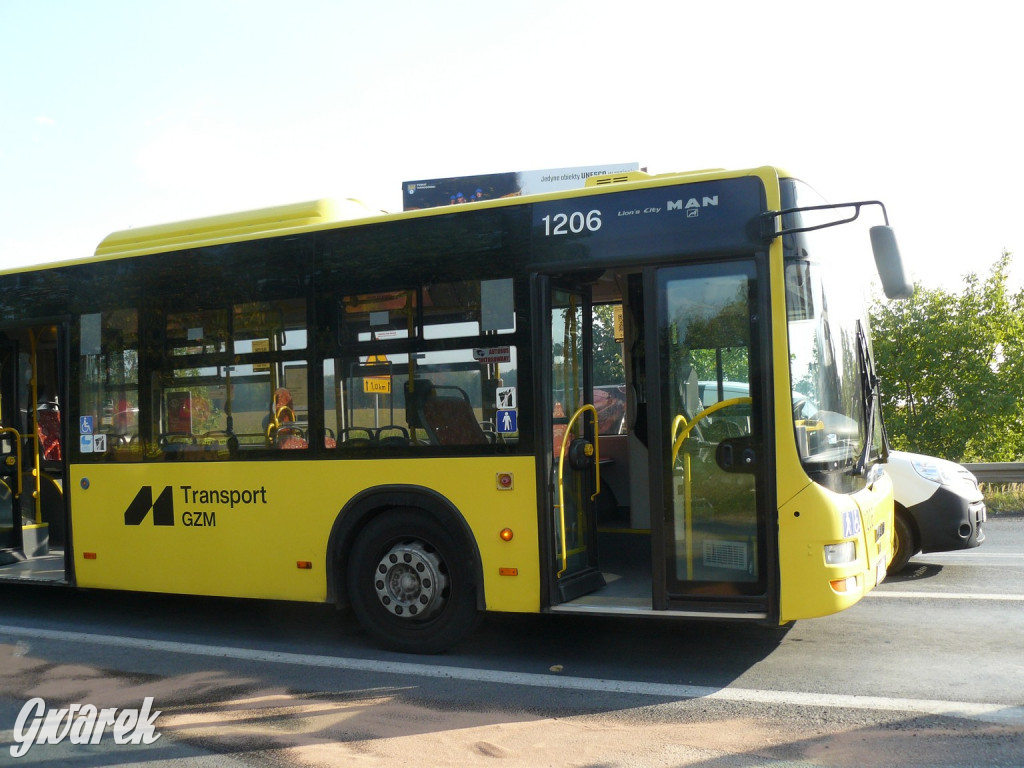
853,319 -> 880,476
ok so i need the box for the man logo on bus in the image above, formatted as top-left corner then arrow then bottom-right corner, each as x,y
667,196 -> 719,212
124,486 -> 175,526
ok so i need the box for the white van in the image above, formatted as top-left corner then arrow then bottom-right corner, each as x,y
884,451 -> 986,571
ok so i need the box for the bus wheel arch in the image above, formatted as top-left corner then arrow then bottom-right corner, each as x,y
327,487 -> 483,653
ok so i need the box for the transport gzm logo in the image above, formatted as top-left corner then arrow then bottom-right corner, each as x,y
123,485 -> 268,528
124,486 -> 175,526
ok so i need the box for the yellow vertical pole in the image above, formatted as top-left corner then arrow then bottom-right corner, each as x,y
28,329 -> 42,525
684,451 -> 694,580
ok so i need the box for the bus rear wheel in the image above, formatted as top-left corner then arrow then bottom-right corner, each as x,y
346,509 -> 478,653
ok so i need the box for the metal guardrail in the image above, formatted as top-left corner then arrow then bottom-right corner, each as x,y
964,462 -> 1024,483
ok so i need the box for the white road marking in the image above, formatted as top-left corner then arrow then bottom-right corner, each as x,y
925,552 -> 1023,557
1,624 -> 1021,726
872,590 -> 1024,601
917,552 -> 1024,562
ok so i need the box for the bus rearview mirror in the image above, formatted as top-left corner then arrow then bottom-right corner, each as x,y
870,226 -> 914,300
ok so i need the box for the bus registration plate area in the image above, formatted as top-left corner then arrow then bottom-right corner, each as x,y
874,534 -> 888,586
874,521 -> 888,587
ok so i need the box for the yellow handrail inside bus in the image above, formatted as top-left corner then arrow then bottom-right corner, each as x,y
670,397 -> 752,465
555,403 -> 601,578
671,413 -> 687,450
670,396 -> 752,580
0,427 -> 23,499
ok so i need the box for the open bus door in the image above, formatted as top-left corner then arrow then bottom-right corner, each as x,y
0,324 -> 70,583
646,260 -> 772,614
542,262 -> 774,620
545,280 -> 606,602
540,262 -> 770,622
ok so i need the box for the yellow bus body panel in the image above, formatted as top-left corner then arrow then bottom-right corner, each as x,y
777,473 -> 894,621
764,169 -> 895,622
69,456 -> 540,613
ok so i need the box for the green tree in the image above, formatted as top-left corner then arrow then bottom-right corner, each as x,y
869,251 -> 1024,462
592,304 -> 625,386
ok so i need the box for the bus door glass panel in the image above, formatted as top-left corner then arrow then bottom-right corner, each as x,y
656,261 -> 766,597
0,341 -> 40,545
0,336 -> 18,547
550,288 -> 598,581
0,325 -> 70,554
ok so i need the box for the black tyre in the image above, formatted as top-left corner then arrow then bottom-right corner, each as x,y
346,509 -> 479,653
890,510 -> 918,573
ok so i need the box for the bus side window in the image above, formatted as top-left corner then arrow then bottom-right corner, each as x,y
79,309 -> 140,461
403,346 -> 517,447
156,297 -> 308,460
324,281 -> 517,452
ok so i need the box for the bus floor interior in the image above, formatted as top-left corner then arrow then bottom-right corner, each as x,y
588,528 -> 653,607
0,547 -> 67,583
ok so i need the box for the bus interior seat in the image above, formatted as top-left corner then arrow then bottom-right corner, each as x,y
158,431 -> 197,460
276,425 -> 308,450
36,403 -> 62,461
338,427 -> 374,447
201,430 -> 239,458
409,380 -> 490,446
375,425 -> 410,447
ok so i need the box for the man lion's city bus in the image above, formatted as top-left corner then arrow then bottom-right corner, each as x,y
0,166 -> 911,652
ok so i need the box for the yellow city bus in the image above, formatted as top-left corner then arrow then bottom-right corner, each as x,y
0,166 -> 911,652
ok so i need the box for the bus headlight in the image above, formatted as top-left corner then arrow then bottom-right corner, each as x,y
824,541 -> 856,565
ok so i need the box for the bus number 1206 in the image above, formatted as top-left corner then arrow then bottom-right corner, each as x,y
541,210 -> 602,236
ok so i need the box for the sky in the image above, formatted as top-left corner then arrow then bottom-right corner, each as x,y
2,0 -> 1021,292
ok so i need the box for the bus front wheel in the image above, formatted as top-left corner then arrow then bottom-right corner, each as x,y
346,508 -> 478,653
890,509 -> 918,573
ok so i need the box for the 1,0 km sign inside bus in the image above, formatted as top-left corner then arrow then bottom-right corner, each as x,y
363,376 -> 391,394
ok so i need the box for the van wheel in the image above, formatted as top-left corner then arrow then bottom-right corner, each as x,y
890,511 -> 918,573
347,509 -> 478,653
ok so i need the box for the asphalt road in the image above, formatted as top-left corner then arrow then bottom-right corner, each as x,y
1,518 -> 1022,767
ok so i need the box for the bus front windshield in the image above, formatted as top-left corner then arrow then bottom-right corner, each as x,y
782,180 -> 883,491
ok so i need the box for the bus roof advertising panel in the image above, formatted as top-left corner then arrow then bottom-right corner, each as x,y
402,163 -> 640,210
